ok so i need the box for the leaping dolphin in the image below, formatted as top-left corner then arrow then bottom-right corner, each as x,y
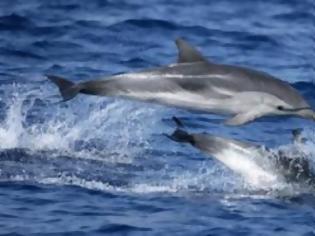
47,39 -> 315,125
167,117 -> 315,188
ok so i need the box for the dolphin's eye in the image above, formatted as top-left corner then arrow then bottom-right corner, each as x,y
277,106 -> 284,111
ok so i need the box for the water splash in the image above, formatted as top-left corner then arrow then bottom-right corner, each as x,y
0,82 -> 159,163
0,82 -> 315,198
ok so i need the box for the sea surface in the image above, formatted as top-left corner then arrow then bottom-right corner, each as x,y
0,0 -> 315,235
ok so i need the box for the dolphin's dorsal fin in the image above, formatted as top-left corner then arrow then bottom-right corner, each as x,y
175,38 -> 208,63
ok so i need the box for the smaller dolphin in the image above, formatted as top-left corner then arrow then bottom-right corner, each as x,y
47,38 -> 315,125
167,117 -> 315,187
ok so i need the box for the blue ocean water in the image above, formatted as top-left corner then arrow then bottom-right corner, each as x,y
0,0 -> 315,235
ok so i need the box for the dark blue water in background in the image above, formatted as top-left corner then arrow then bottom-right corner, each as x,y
0,0 -> 315,235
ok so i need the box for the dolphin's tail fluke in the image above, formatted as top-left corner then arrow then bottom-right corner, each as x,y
46,75 -> 82,102
168,128 -> 194,144
165,117 -> 195,145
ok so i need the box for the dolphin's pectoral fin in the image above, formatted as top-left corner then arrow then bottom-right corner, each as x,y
175,38 -> 208,63
225,110 -> 263,126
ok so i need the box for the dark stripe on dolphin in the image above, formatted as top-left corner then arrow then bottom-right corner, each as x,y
278,106 -> 312,112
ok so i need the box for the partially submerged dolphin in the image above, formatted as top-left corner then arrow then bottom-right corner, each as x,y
47,39 -> 315,125
167,117 -> 315,187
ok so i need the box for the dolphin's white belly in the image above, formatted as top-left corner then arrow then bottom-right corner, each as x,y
118,90 -> 231,114
117,88 -> 291,116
